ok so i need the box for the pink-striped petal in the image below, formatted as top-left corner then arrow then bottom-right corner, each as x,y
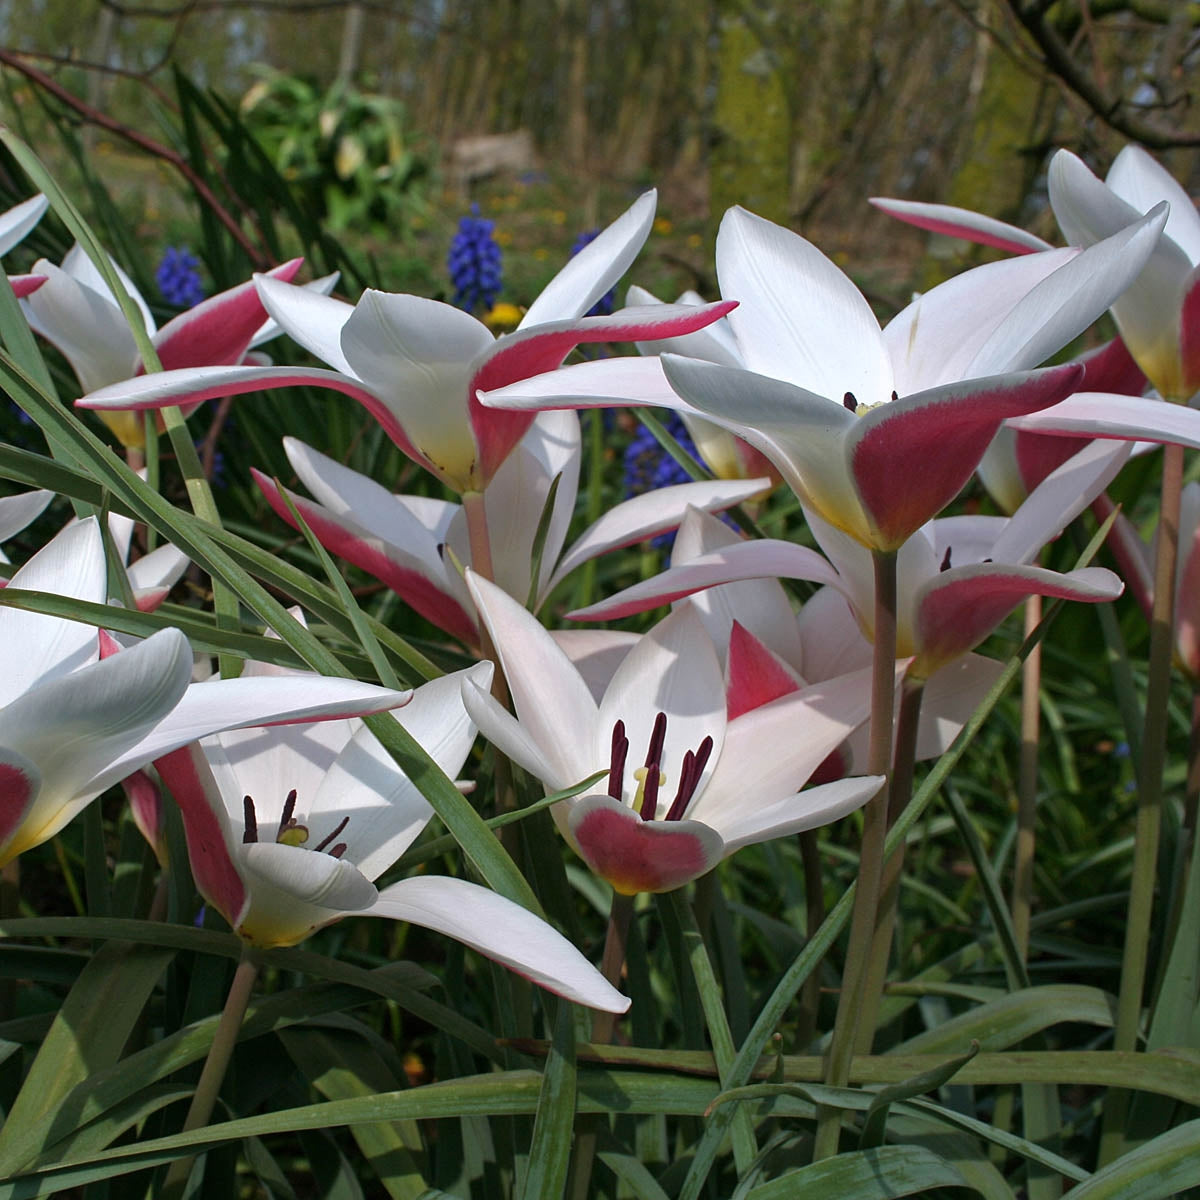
568,538 -> 842,622
1181,266 -> 1200,397
914,564 -> 1123,677
155,741 -> 248,926
152,259 -> 302,372
1008,392 -> 1200,448
567,793 -> 724,895
78,364 -> 428,470
716,775 -> 882,854
469,302 -> 736,485
252,471 -> 477,644
868,197 -> 1053,254
848,363 -> 1085,549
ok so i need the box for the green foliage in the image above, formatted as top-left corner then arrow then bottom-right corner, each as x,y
239,67 -> 432,235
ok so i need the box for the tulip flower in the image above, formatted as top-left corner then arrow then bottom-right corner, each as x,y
77,191 -> 736,494
570,439 -> 1129,679
24,245 -> 309,446
0,519 -> 415,869
154,659 -> 628,1012
481,204 -> 1165,551
460,571 -> 883,895
875,144 -> 1198,403
252,410 -> 770,645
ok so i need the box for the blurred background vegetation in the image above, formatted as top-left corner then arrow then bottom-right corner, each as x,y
0,0 -> 1197,310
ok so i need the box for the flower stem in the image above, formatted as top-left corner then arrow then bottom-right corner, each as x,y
855,674 -> 925,1053
161,951 -> 260,1199
1012,593 -> 1043,962
462,489 -> 496,584
1099,441 -> 1183,1165
814,548 -> 897,1160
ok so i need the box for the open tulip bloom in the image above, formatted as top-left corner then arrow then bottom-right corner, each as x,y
153,660 -> 629,1013
0,519 -> 413,868
24,245 -> 315,446
876,144 -> 1199,401
460,571 -> 883,895
252,410 -> 770,645
77,191 -> 737,495
480,203 -> 1166,551
570,439 -> 1129,681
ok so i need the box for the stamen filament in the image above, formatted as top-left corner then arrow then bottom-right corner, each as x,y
315,815 -> 350,853
276,789 -> 298,839
242,796 -> 258,844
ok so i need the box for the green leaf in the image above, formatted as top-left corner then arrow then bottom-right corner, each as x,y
0,941 -> 175,1176
1060,1118 -> 1200,1199
892,986 -> 1116,1055
740,1145 -> 975,1198
519,1001 -> 577,1200
859,1043 -> 980,1150
280,1023 -> 428,1200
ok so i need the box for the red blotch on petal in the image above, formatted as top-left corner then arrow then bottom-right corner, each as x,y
1181,271 -> 1200,397
253,470 -> 479,646
726,622 -> 801,720
851,364 -> 1084,548
0,761 -> 36,848
571,798 -> 723,894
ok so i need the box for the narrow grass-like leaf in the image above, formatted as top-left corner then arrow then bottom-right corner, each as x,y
0,941 -> 175,1176
740,1144 -> 974,1198
280,1023 -> 429,1200
519,1001 -> 577,1200
1060,1118 -> 1200,1198
892,985 -> 1116,1055
859,1042 -> 979,1150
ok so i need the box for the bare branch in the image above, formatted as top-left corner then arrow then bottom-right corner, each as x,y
1004,0 -> 1200,148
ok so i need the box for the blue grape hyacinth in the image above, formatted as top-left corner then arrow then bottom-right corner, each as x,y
448,207 -> 503,314
156,247 -> 205,309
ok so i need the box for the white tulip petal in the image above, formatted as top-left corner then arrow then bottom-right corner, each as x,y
914,654 -> 1006,759
693,666 -> 874,822
93,676 -> 412,796
0,489 -> 53,547
1107,145 -> 1200,265
250,271 -> 343,351
0,519 -> 107,704
547,476 -> 770,599
868,197 -> 1053,254
717,206 -> 892,403
462,676 -> 567,788
0,195 -> 48,257
717,775 -> 882,853
23,260 -> 138,392
990,440 -> 1132,565
369,874 -> 630,1012
884,250 -> 1075,394
967,206 -> 1168,378
0,628 -> 193,849
520,191 -> 655,329
466,572 -> 599,785
597,605 -> 725,809
549,630 -> 639,703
